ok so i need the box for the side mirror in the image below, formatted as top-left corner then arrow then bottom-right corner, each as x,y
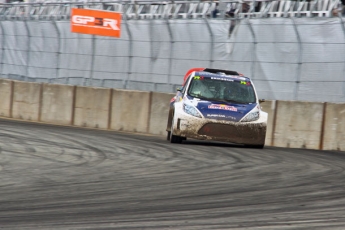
176,87 -> 182,92
259,99 -> 265,103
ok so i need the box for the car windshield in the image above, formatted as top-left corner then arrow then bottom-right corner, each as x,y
187,76 -> 256,104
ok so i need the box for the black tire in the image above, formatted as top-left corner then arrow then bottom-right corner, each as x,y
247,144 -> 264,149
170,134 -> 182,143
167,131 -> 171,141
170,116 -> 182,144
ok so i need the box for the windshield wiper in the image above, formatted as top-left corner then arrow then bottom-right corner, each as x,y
223,99 -> 244,104
218,99 -> 252,104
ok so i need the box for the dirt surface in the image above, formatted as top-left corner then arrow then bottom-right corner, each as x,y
0,119 -> 344,230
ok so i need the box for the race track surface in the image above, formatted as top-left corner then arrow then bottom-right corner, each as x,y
0,119 -> 344,230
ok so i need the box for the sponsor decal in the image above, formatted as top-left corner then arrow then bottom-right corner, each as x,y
228,116 -> 237,120
229,75 -> 246,80
194,76 -> 204,80
207,114 -> 226,118
206,114 -> 237,120
240,81 -> 251,86
211,77 -> 234,82
208,104 -> 238,111
71,8 -> 121,37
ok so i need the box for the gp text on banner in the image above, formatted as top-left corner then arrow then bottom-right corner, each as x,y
71,8 -> 121,38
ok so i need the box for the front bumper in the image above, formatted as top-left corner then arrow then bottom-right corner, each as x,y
173,110 -> 267,146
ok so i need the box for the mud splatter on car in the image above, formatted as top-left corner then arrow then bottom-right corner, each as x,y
166,68 -> 267,149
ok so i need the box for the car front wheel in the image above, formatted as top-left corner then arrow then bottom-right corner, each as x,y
246,144 -> 264,149
170,115 -> 183,144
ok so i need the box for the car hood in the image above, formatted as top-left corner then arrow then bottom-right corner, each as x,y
185,96 -> 257,122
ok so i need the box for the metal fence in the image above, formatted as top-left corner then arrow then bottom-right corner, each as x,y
0,4 -> 344,102
0,0 -> 342,19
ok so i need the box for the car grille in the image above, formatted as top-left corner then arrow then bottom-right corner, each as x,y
198,123 -> 240,138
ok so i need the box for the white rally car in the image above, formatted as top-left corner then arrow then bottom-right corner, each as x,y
166,68 -> 267,148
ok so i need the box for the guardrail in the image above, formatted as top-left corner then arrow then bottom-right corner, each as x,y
0,0 -> 342,20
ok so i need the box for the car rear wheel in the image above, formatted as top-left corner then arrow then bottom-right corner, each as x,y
170,115 -> 183,144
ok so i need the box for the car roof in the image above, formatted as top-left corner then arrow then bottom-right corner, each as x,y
202,68 -> 240,76
183,68 -> 250,85
195,69 -> 250,81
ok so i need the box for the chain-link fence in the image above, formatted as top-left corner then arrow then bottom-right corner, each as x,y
0,16 -> 344,102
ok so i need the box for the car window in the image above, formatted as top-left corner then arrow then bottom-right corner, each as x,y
187,76 -> 256,104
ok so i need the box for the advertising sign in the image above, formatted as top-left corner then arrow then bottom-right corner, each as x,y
71,8 -> 121,38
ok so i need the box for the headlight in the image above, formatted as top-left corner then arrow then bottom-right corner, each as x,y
241,111 -> 260,122
183,103 -> 202,118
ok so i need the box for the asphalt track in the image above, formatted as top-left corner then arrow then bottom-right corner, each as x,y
0,119 -> 344,230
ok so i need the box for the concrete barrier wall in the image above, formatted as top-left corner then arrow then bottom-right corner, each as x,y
74,86 -> 111,129
41,84 -> 74,125
148,92 -> 175,136
0,79 -> 12,118
111,89 -> 151,133
3,80 -> 345,152
273,101 -> 324,149
12,81 -> 41,121
260,100 -> 275,146
322,103 -> 345,151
